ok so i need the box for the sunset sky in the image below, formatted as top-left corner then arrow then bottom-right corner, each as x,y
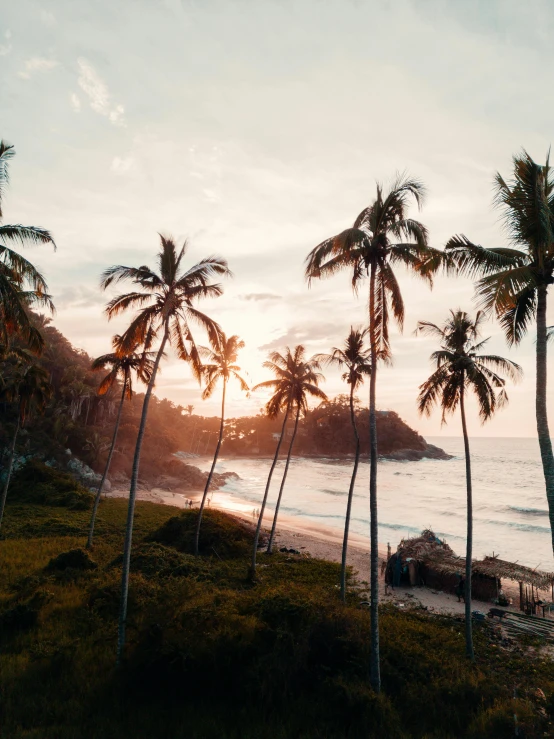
2,0 -> 554,437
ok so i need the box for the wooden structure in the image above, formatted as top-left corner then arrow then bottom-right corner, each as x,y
390,530 -> 554,610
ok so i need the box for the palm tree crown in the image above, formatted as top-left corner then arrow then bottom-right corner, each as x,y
0,141 -> 56,353
101,235 -> 231,370
417,310 -> 522,422
314,327 -> 374,391
91,335 -> 156,400
306,175 -> 440,353
253,345 -> 327,416
200,333 -> 249,399
445,151 -> 554,345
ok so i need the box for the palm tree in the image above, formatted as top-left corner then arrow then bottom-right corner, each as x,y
101,235 -> 230,663
250,346 -> 327,569
416,310 -> 522,660
186,404 -> 194,416
194,333 -> 249,555
445,151 -> 554,557
314,328 -> 374,601
0,141 -> 56,352
0,357 -> 52,531
86,337 -> 155,549
305,174 -> 440,692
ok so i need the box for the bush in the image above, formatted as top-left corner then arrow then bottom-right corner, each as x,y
148,509 -> 257,558
46,549 -> 97,572
9,461 -> 93,510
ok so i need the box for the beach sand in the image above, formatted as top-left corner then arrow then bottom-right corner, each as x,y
107,484 -> 520,617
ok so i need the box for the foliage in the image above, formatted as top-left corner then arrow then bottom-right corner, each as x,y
9,460 -> 93,510
0,496 -> 553,738
46,548 -> 98,572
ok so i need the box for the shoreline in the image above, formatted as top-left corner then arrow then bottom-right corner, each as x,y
107,484 -> 521,616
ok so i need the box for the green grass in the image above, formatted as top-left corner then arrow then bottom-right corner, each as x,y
1,495 -> 554,738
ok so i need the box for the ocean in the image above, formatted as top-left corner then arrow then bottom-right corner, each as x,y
193,437 -> 554,570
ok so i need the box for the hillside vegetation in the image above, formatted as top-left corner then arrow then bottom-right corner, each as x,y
0,467 -> 553,738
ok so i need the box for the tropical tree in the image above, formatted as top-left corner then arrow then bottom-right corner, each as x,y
250,346 -> 327,570
314,327 -> 374,601
194,333 -> 249,555
416,310 -> 522,660
0,357 -> 52,530
186,404 -> 194,416
445,151 -> 554,556
86,337 -> 155,549
101,235 -> 230,663
0,141 -> 56,352
305,174 -> 440,692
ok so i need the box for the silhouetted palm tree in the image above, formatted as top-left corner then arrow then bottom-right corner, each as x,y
86,337 -> 155,549
0,141 -> 56,352
417,310 -> 522,660
194,333 -> 249,555
101,235 -> 230,663
305,174 -> 440,692
0,356 -> 52,530
250,346 -> 327,572
315,328 -> 374,601
445,151 -> 554,556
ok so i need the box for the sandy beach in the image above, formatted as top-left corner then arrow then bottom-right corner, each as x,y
107,483 -> 522,617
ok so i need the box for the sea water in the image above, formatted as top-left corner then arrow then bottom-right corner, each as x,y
192,437 -> 554,569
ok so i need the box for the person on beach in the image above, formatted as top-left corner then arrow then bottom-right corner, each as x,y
455,575 -> 465,603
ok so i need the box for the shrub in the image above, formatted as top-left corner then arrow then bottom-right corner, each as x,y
46,549 -> 98,572
9,461 -> 93,510
148,509 -> 257,558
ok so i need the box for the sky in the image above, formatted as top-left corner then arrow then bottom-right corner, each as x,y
2,0 -> 554,438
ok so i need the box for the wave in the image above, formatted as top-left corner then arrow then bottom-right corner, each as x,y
508,506 -> 549,517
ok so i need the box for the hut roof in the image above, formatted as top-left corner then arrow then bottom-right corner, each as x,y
473,556 -> 554,591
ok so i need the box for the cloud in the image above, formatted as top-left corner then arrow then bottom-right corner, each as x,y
40,10 -> 56,26
240,293 -> 283,302
77,58 -> 126,127
70,93 -> 81,112
111,156 -> 136,174
258,322 -> 346,352
19,57 -> 58,79
0,30 -> 11,56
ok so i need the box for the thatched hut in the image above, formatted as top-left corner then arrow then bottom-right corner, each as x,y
388,530 -> 554,608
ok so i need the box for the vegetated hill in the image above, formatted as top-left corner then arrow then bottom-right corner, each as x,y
0,317 -> 448,491
0,490 -> 552,738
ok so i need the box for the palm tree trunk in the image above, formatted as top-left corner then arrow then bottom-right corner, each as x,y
116,324 -> 169,665
194,378 -> 226,555
368,262 -> 381,693
267,405 -> 300,554
249,405 -> 290,579
0,412 -> 20,532
536,285 -> 554,554
340,382 -> 360,602
460,381 -> 475,661
87,379 -> 127,549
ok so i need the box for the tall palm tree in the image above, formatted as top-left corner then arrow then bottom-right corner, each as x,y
86,337 -> 155,549
101,235 -> 230,663
0,357 -> 52,531
250,346 -> 327,567
445,151 -> 554,556
194,333 -> 249,555
0,141 -> 56,352
305,174 -> 440,692
314,328 -> 375,601
417,310 -> 522,660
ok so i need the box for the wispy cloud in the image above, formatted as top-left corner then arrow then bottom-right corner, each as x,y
77,58 -> 126,127
70,93 -> 81,112
40,10 -> 56,26
111,156 -> 136,174
240,293 -> 283,302
19,57 -> 58,79
0,30 -> 11,56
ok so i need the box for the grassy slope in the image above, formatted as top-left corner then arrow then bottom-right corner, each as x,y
1,495 -> 554,738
